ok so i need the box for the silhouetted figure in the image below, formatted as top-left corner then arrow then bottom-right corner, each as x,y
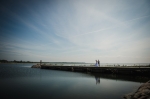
98,60 -> 100,67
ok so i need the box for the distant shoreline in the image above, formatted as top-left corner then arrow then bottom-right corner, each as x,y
1,62 -> 150,67
0,62 -> 85,64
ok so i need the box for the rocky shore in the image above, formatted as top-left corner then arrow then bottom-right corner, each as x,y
31,64 -> 41,68
124,80 -> 150,99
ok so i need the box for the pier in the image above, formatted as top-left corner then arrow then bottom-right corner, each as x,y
40,65 -> 150,76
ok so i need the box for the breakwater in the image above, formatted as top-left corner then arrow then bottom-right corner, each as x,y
124,80 -> 150,99
40,65 -> 150,76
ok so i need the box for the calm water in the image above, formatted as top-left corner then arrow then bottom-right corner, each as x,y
0,63 -> 149,99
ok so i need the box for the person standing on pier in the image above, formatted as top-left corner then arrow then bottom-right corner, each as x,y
95,60 -> 98,67
98,60 -> 100,67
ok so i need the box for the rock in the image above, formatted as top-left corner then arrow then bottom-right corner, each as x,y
124,93 -> 133,99
31,64 -> 41,68
124,80 -> 150,99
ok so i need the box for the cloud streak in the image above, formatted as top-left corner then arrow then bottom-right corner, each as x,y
0,0 -> 150,62
70,15 -> 150,38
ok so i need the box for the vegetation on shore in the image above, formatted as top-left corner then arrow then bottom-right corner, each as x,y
0,60 -> 85,64
0,60 -> 40,63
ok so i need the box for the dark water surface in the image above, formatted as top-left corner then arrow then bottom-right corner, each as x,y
0,63 -> 149,99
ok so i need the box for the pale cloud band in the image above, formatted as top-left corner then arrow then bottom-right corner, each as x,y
0,0 -> 150,63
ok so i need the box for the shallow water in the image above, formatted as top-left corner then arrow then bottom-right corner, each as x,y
0,63 -> 149,99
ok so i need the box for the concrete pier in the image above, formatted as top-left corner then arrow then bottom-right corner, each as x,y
40,65 -> 150,76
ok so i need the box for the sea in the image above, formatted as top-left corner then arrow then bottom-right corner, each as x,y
0,63 -> 150,99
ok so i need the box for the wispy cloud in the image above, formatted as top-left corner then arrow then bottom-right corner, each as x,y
0,0 -> 150,62
70,15 -> 150,38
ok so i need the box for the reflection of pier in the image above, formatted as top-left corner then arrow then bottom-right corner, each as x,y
41,65 -> 150,76
91,73 -> 150,83
93,73 -> 150,84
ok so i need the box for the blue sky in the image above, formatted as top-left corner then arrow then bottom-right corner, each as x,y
0,0 -> 150,63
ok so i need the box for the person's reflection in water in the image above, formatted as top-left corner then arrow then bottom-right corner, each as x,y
95,76 -> 100,84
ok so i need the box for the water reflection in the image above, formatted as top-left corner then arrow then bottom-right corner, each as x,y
95,76 -> 100,84
91,73 -> 150,83
1,64 -> 150,99
92,73 -> 150,85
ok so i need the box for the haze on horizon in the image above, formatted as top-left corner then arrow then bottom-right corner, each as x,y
0,0 -> 150,63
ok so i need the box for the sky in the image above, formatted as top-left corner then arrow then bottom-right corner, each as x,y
0,0 -> 150,63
